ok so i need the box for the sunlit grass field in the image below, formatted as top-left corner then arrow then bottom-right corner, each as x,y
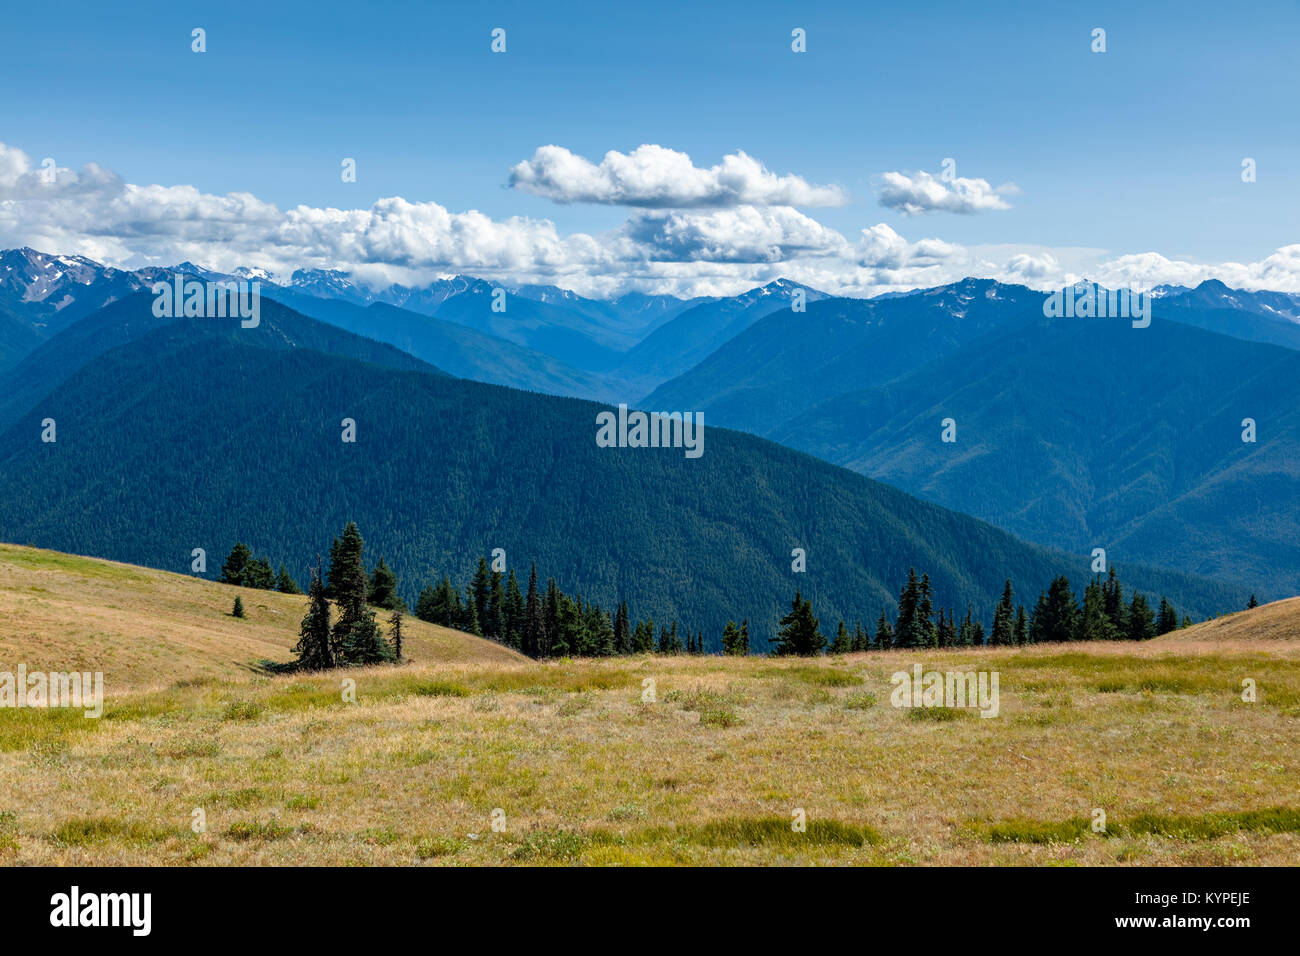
0,544 -> 1296,866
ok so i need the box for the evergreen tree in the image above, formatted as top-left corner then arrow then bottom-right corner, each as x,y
1079,577 -> 1117,641
543,579 -> 560,657
1247,594 -> 1259,609
231,595 -> 245,618
245,556 -> 275,590
613,601 -> 631,654
485,567 -> 505,641
1029,590 -> 1049,644
895,569 -> 920,648
389,608 -> 404,660
830,620 -> 851,654
1102,568 -> 1127,636
875,609 -> 894,650
1128,592 -> 1156,641
220,543 -> 252,586
721,620 -> 741,655
917,574 -> 937,647
471,558 -> 492,635
503,570 -> 525,649
589,605 -> 616,656
293,559 -> 335,670
327,522 -> 368,613
1013,605 -> 1029,645
990,580 -> 1015,646
1033,576 -> 1079,643
337,606 -> 394,664
459,585 -> 482,636
368,557 -> 402,610
523,563 -> 546,659
771,591 -> 825,656
936,608 -> 957,648
414,584 -> 438,623
739,619 -> 750,655
634,618 -> 656,654
276,563 -> 301,594
1155,597 -> 1179,636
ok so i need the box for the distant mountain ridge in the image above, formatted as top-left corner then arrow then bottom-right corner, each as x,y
0,295 -> 1245,642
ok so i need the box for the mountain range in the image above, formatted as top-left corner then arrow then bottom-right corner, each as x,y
0,245 -> 1295,620
0,291 -> 1243,644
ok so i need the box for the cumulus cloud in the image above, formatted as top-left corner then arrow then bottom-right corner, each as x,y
5,141 -> 1300,300
623,206 -> 847,262
876,170 -> 1012,215
508,144 -> 847,208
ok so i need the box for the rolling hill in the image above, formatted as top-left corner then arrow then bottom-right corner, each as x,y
0,299 -> 1245,642
1158,595 -> 1300,644
0,542 -> 521,691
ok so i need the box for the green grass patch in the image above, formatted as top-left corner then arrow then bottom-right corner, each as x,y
52,817 -> 180,847
222,700 -> 264,721
415,835 -> 463,859
686,816 -> 879,848
226,820 -> 295,842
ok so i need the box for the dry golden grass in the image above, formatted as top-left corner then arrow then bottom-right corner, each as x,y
0,545 -> 1296,866
1159,597 -> 1300,646
0,543 -> 523,691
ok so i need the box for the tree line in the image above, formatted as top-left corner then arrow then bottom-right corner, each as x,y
769,568 -> 1189,655
215,525 -> 1210,667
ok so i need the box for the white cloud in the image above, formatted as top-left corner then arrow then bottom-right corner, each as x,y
5,141 -> 1300,300
508,144 -> 847,208
876,170 -> 1012,215
622,206 -> 847,262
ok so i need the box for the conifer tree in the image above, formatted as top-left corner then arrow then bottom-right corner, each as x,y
1013,605 -> 1029,645
830,620 -> 851,654
220,543 -> 252,586
771,591 -> 824,656
368,557 -> 402,610
990,580 -> 1015,646
232,595 -> 245,618
1155,597 -> 1179,636
327,522 -> 368,613
486,568 -> 506,642
613,601 -> 631,654
471,558 -> 491,635
459,585 -> 481,636
1034,576 -> 1079,643
1128,592 -> 1156,641
721,620 -> 741,655
739,619 -> 750,655
917,574 -> 937,647
523,563 -> 546,659
245,556 -> 275,590
389,608 -> 404,660
937,608 -> 957,648
875,609 -> 894,650
503,570 -> 525,649
1080,577 -> 1116,641
1102,568 -> 1127,635
1247,594 -> 1259,609
894,570 -> 920,648
276,563 -> 301,594
294,559 -> 335,670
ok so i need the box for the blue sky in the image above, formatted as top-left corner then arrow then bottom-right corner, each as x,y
1,0 -> 1297,296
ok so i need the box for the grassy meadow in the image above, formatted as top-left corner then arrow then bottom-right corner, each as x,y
0,544 -> 1296,866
